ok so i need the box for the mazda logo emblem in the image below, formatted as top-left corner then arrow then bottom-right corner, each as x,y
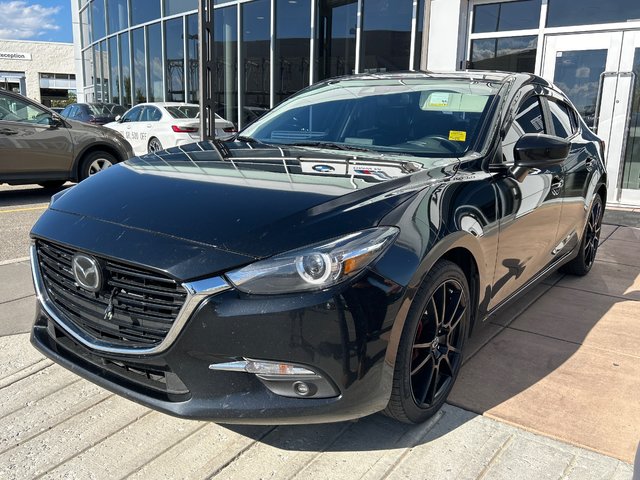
72,254 -> 102,292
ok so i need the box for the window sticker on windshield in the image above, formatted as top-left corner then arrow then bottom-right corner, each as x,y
427,93 -> 451,108
449,130 -> 467,142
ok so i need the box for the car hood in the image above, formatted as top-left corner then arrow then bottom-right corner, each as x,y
32,141 -> 456,280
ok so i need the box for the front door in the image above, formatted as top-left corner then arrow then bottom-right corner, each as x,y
542,30 -> 640,204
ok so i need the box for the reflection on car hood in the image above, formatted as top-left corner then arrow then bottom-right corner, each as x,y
45,141 -> 457,259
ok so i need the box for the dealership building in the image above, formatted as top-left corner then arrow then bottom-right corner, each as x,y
0,39 -> 76,105
73,0 -> 640,205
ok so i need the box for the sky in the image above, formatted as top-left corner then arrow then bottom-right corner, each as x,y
0,1 -> 73,43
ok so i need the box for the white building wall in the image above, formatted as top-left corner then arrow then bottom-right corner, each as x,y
426,0 -> 468,72
0,39 -> 74,102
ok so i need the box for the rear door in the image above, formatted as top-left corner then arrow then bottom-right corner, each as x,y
0,91 -> 73,178
544,95 -> 598,256
490,89 -> 564,308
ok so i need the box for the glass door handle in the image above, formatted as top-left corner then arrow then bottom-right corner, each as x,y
594,71 -> 619,134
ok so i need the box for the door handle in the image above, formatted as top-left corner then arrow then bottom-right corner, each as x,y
0,128 -> 18,135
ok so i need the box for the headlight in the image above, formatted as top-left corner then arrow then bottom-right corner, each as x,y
226,227 -> 399,294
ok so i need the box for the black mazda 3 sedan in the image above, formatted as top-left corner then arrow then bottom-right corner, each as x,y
30,72 -> 606,425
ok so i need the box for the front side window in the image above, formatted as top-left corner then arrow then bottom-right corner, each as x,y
0,93 -> 50,124
503,95 -> 546,162
121,106 -> 143,122
243,79 -> 500,158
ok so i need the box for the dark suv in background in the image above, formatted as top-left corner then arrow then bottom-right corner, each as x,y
0,90 -> 133,189
60,103 -> 127,126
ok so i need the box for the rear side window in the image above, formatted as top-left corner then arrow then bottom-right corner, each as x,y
547,99 -> 575,139
140,107 -> 162,122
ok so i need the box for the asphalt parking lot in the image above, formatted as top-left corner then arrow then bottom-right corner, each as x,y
0,184 -> 637,479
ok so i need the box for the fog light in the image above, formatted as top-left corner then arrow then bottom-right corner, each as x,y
293,381 -> 311,396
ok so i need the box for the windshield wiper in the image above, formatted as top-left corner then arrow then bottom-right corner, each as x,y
283,141 -> 373,153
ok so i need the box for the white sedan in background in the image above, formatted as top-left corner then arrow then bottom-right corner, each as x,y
104,103 -> 236,155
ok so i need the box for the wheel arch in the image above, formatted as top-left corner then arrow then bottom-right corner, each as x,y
384,231 -> 489,369
72,143 -> 124,181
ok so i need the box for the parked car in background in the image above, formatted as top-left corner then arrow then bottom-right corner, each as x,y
0,90 -> 133,188
50,107 -> 65,114
29,72 -> 606,424
59,102 -> 125,126
104,102 -> 236,155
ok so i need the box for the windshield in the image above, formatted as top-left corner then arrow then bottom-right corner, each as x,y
166,105 -> 199,119
242,78 -> 500,157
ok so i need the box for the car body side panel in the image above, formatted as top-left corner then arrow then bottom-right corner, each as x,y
0,120 -> 74,176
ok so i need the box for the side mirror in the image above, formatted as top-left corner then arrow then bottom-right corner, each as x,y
48,114 -> 64,128
115,115 -> 122,122
513,133 -> 570,169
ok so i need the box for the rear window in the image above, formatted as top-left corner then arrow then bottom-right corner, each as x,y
166,106 -> 199,119
87,103 -> 113,115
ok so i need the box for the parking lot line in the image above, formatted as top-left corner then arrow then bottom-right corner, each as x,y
0,205 -> 47,214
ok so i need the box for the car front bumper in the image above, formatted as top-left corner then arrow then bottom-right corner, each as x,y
31,271 -> 406,424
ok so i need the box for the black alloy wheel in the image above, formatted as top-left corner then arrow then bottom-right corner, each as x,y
562,194 -> 604,276
385,260 -> 470,424
410,278 -> 466,408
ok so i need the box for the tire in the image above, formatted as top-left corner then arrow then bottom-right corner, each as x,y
384,260 -> 471,424
79,151 -> 116,181
561,194 -> 604,276
148,137 -> 163,153
38,181 -> 65,189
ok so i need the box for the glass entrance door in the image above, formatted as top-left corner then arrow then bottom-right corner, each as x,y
542,31 -> 640,204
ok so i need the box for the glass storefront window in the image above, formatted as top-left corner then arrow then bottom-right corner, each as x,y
414,0 -> 424,70
120,31 -> 132,107
275,0 -> 311,104
214,6 -> 238,125
186,14 -> 199,103
131,0 -> 161,26
242,0 -> 270,127
164,0 -> 198,16
165,17 -> 185,102
108,36 -> 120,104
148,23 -> 164,102
82,48 -> 94,87
92,0 -> 106,42
132,27 -> 147,103
317,0 -> 357,80
470,35 -> 537,73
552,49 -> 607,129
473,0 -> 541,33
93,43 -> 103,101
547,0 -> 640,28
80,7 -> 90,48
107,0 -> 128,34
361,0 -> 414,73
100,40 -> 109,102
622,49 -> 640,190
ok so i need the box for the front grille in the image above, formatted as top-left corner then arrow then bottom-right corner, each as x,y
36,240 -> 188,348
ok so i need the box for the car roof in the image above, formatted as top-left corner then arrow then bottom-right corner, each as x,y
316,70 -> 550,88
133,102 -> 199,107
